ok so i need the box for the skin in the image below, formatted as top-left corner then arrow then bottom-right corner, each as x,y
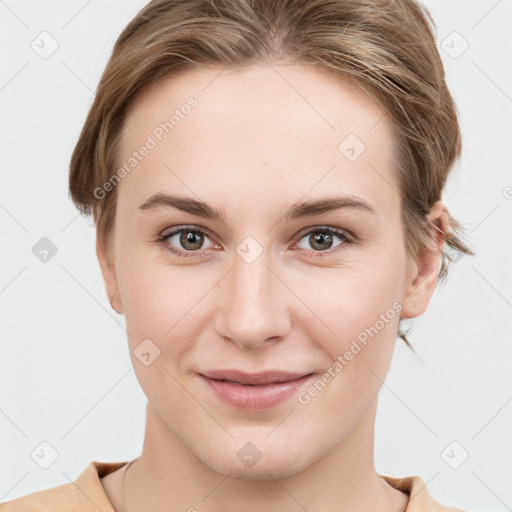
97,63 -> 448,512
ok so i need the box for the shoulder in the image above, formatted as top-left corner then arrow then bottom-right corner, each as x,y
0,460 -> 127,512
0,482 -> 77,511
381,474 -> 467,512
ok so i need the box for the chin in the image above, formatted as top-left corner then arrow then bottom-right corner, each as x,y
192,434 -> 316,481
206,455 -> 309,481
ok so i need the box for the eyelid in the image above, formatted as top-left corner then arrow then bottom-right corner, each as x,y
293,224 -> 355,243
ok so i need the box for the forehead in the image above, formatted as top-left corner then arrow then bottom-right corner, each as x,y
118,63 -> 399,219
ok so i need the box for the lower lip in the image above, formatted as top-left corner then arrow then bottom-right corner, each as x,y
199,374 -> 314,410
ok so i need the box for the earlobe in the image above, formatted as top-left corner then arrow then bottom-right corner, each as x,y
95,230 -> 124,315
401,201 -> 449,320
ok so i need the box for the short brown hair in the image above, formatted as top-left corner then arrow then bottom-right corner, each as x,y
68,0 -> 475,349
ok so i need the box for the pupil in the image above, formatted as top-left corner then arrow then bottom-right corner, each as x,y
312,232 -> 332,250
181,231 -> 202,250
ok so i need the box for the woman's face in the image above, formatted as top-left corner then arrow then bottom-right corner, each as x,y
98,63 -> 438,479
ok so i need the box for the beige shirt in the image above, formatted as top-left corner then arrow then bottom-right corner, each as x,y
0,461 -> 466,511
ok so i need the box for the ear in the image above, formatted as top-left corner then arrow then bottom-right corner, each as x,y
95,228 -> 124,315
401,201 -> 448,320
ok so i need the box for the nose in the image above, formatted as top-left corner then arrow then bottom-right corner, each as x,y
214,250 -> 291,350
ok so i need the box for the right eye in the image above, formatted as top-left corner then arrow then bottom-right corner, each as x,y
156,225 -> 218,258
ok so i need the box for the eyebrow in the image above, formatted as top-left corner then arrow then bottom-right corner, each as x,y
138,192 -> 377,220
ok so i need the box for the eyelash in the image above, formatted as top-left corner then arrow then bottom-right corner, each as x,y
155,224 -> 356,259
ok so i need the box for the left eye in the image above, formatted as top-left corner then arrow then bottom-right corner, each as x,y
295,226 -> 353,253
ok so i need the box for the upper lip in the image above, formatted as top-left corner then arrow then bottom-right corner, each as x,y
199,369 -> 313,385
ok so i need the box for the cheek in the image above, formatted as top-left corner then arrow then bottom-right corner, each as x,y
302,254 -> 405,390
116,233 -> 174,321
299,252 -> 404,343
315,292 -> 401,385
116,257 -> 203,413
297,295 -> 401,426
116,247 -> 208,363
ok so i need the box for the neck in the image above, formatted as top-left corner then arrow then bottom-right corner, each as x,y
124,400 -> 408,512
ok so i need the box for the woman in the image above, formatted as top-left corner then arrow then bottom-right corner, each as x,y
1,0 -> 473,510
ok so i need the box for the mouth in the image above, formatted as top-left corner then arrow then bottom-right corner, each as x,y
198,369 -> 315,409
199,369 -> 313,385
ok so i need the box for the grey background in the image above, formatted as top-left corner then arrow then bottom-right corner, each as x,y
1,1 -> 511,510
